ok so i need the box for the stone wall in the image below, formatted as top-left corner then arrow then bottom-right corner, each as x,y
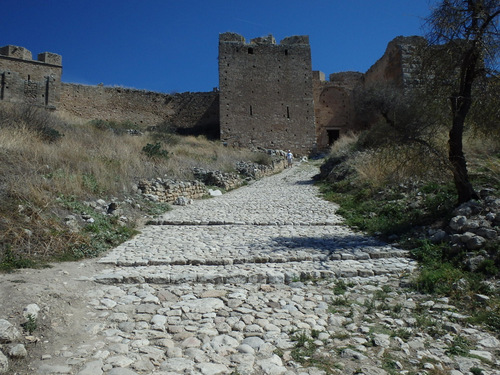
0,45 -> 62,108
364,36 -> 426,89
1,36 -> 427,151
218,33 -> 317,155
138,179 -> 207,203
313,71 -> 364,150
59,83 -> 219,132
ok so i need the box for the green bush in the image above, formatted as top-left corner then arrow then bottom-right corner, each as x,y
254,152 -> 273,166
414,263 -> 464,295
0,246 -> 37,271
142,142 -> 169,159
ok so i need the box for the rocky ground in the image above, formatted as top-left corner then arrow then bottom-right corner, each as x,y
0,163 -> 499,375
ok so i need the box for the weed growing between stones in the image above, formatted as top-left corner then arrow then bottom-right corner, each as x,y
289,331 -> 339,373
445,335 -> 471,356
332,279 -> 348,295
21,314 -> 37,335
57,195 -> 139,260
318,135 -> 500,332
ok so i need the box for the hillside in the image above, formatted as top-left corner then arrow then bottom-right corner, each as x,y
0,104 -> 285,271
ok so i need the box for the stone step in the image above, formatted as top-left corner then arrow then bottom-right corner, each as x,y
97,224 -> 407,267
94,258 -> 417,285
98,248 -> 410,267
147,220 -> 343,226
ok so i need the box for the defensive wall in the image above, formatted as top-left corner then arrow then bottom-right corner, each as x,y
59,83 -> 219,135
218,33 -> 317,154
0,35 -> 425,153
364,35 -> 426,89
312,71 -> 364,150
0,45 -> 62,108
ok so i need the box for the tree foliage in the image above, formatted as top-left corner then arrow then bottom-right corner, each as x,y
424,0 -> 500,203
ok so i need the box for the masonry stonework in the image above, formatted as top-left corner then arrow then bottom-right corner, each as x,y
312,71 -> 364,150
0,45 -> 62,108
218,33 -> 317,154
59,83 -> 219,134
1,35 -> 425,153
364,36 -> 426,89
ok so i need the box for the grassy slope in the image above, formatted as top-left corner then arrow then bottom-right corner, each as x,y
317,132 -> 500,332
0,106 -> 264,269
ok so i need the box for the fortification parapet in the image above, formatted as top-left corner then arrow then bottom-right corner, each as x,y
280,35 -> 309,45
0,45 -> 62,108
37,52 -> 62,66
0,45 -> 32,60
219,32 -> 246,43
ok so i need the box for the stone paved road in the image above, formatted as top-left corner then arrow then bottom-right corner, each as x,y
25,163 -> 500,375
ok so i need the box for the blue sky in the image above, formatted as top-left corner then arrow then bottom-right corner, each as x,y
3,0 -> 434,93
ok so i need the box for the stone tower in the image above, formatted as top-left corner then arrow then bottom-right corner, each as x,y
218,33 -> 317,154
0,45 -> 62,108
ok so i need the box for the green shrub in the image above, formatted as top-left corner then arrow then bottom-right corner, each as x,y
0,246 -> 37,271
414,263 -> 464,295
253,152 -> 273,166
142,142 -> 169,159
445,335 -> 470,356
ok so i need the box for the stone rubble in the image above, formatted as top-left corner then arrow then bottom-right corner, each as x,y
1,163 -> 499,374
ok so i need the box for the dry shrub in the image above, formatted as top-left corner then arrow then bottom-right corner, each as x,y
349,144 -> 451,187
166,135 -> 256,178
464,131 -> 500,187
328,132 -> 360,157
0,105 -> 282,265
464,131 -> 500,158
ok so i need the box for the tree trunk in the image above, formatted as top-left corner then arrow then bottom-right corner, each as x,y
448,99 -> 479,203
447,34 -> 481,204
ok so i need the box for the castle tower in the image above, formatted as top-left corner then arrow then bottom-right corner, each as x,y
218,33 -> 317,154
0,45 -> 62,108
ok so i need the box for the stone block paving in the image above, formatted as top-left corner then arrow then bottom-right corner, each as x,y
36,164 -> 500,375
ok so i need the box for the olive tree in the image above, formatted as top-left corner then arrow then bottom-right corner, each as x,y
425,0 -> 500,203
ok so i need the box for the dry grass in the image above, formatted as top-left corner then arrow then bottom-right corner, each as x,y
328,132 -> 359,157
348,144 -> 452,188
0,106 -> 269,266
329,128 -> 500,190
0,112 -> 262,203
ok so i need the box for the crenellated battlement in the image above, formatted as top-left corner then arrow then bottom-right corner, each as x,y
0,35 -> 425,152
218,33 -> 316,154
0,45 -> 62,66
0,45 -> 63,108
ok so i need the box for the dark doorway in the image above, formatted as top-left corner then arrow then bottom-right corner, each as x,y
327,129 -> 340,145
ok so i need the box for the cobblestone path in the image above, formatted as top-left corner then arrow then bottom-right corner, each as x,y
26,163 -> 499,375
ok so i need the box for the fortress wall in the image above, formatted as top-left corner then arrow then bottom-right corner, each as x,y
312,71 -> 363,150
0,45 -> 62,108
364,36 -> 426,89
219,33 -> 317,155
59,83 -> 219,131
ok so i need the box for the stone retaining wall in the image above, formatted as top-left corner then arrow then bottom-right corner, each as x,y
138,179 -> 207,203
139,158 -> 288,203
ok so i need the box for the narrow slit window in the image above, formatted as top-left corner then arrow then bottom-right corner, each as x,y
250,105 -> 253,116
286,106 -> 290,118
